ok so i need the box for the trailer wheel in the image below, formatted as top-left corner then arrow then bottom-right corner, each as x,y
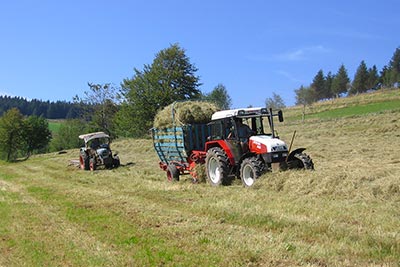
79,154 -> 89,170
240,157 -> 263,187
89,158 -> 96,171
290,152 -> 314,170
206,147 -> 229,186
167,164 -> 180,181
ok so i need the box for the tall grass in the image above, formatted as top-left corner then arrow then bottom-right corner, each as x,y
0,90 -> 399,266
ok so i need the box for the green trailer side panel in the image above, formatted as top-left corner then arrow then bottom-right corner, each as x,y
151,124 -> 210,165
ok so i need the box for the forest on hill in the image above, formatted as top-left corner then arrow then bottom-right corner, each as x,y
0,96 -> 82,119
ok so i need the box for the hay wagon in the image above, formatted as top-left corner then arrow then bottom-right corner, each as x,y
151,124 -> 210,181
151,101 -> 217,181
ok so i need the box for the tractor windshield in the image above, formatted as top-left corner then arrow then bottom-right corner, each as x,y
241,116 -> 268,136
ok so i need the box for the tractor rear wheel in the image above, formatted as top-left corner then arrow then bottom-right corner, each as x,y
291,152 -> 314,170
240,157 -> 263,187
206,147 -> 229,186
167,164 -> 179,181
79,154 -> 89,170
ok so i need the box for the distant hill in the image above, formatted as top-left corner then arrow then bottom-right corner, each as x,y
0,96 -> 83,119
284,88 -> 400,121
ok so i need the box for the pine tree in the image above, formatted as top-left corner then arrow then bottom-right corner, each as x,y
367,65 -> 379,90
204,84 -> 232,110
350,61 -> 369,94
311,69 -> 325,101
332,64 -> 350,97
388,47 -> 400,86
324,71 -> 334,99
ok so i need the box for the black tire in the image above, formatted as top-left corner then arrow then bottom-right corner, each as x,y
89,158 -> 96,171
240,157 -> 263,187
79,154 -> 89,170
291,152 -> 314,170
205,147 -> 229,186
113,156 -> 120,168
167,164 -> 179,182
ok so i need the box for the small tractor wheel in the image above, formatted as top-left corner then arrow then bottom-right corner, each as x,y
79,154 -> 89,170
292,152 -> 314,170
167,164 -> 179,181
240,157 -> 263,187
89,158 -> 96,171
205,147 -> 229,186
113,156 -> 120,168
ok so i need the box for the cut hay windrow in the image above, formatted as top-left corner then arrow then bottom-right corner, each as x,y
153,101 -> 219,128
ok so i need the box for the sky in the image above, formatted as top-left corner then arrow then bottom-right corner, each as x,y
1,0 -> 399,108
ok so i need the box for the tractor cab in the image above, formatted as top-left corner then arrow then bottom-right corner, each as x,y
207,107 -> 285,163
78,132 -> 120,171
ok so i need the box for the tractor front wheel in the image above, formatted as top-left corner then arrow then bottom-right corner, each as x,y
289,152 -> 314,170
240,157 -> 263,187
167,164 -> 179,181
89,158 -> 96,171
205,147 -> 229,186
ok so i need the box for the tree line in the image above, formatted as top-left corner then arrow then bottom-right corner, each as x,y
0,96 -> 82,119
295,47 -> 400,109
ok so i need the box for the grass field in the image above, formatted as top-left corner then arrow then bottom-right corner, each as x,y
48,120 -> 63,133
1,90 -> 400,266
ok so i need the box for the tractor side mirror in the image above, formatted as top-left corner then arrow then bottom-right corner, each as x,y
278,110 -> 284,122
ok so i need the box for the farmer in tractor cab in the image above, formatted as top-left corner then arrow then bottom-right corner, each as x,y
228,118 -> 253,152
90,138 -> 100,150
236,118 -> 253,142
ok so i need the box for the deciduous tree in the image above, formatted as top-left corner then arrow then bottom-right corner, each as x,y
295,85 -> 315,121
74,83 -> 119,138
117,43 -> 202,137
23,116 -> 52,157
0,108 -> 24,161
265,92 -> 286,110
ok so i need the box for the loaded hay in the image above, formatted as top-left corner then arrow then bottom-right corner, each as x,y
153,101 -> 219,128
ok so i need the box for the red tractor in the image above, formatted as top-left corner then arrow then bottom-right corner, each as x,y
204,107 -> 313,187
152,106 -> 313,187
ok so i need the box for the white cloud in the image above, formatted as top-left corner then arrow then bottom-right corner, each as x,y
275,70 -> 304,83
274,45 -> 331,61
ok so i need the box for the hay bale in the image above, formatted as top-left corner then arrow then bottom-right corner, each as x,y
153,101 -> 219,128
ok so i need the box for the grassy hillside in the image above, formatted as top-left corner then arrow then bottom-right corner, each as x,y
48,120 -> 63,133
1,90 -> 399,266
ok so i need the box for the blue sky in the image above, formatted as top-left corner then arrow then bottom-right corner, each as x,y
1,0 -> 399,108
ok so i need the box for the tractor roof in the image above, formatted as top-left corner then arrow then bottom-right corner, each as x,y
211,107 -> 267,120
78,132 -> 109,143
